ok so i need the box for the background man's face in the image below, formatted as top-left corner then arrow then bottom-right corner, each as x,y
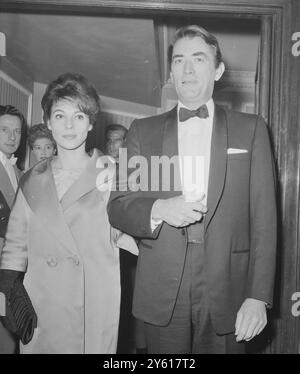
106,130 -> 126,159
170,36 -> 224,109
0,114 -> 22,157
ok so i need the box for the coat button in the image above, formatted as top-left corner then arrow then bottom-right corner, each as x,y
181,229 -> 185,236
46,257 -> 58,267
68,256 -> 80,266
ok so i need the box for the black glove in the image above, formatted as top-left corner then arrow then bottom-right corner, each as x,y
0,269 -> 37,345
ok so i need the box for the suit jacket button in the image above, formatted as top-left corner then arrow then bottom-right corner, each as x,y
46,257 -> 58,267
181,229 -> 185,236
73,257 -> 80,266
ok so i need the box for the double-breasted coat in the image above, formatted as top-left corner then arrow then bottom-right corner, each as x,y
0,149 -> 130,354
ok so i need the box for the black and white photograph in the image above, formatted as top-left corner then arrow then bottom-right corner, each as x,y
0,0 -> 299,358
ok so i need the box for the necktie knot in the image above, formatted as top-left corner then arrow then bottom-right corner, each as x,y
179,105 -> 209,122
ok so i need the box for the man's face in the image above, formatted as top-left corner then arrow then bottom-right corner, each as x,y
106,130 -> 126,159
170,36 -> 225,109
0,114 -> 22,157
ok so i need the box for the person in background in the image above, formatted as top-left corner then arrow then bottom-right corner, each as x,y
0,104 -> 27,353
105,124 -> 127,163
28,123 -> 56,164
108,25 -> 277,354
105,123 -> 147,354
0,73 -> 136,354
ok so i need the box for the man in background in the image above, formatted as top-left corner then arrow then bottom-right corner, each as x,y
0,104 -> 26,353
105,123 -> 146,354
105,124 -> 127,163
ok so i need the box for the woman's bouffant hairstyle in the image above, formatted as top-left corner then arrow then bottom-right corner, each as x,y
27,123 -> 56,150
41,72 -> 101,126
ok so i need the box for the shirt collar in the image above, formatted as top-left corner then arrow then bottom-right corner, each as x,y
0,150 -> 17,166
177,98 -> 214,122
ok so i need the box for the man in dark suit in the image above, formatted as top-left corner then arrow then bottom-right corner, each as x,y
0,104 -> 26,353
108,25 -> 277,353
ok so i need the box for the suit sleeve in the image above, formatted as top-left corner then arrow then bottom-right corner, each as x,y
0,189 -> 29,272
107,120 -> 161,239
246,116 -> 277,307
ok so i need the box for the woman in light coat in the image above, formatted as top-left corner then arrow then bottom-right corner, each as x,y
0,72 -> 136,354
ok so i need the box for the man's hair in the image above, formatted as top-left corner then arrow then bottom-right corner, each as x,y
27,123 -> 56,150
41,72 -> 101,126
168,25 -> 223,68
105,124 -> 128,139
0,104 -> 27,129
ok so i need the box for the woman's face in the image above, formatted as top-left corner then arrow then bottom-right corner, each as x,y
47,98 -> 92,152
32,137 -> 56,162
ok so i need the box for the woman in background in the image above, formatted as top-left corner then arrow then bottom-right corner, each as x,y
28,123 -> 56,164
0,72 -> 136,354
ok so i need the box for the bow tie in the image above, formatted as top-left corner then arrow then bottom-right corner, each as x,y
179,105 -> 209,122
6,155 -> 17,166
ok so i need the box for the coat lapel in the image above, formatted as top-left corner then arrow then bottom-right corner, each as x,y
60,149 -> 114,211
13,165 -> 22,182
162,106 -> 182,196
0,162 -> 15,208
21,159 -> 79,256
204,105 -> 228,231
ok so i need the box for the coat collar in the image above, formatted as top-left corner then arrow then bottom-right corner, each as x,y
20,149 -> 113,256
60,149 -> 114,211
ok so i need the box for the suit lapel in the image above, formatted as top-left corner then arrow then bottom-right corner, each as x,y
204,105 -> 228,231
0,162 -> 15,208
21,159 -> 79,256
162,106 -> 182,196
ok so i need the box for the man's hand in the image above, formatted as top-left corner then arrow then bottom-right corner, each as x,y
151,195 -> 207,228
235,298 -> 267,342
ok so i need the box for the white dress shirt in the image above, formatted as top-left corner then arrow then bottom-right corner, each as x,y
178,99 -> 214,206
151,99 -> 214,230
0,150 -> 18,192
